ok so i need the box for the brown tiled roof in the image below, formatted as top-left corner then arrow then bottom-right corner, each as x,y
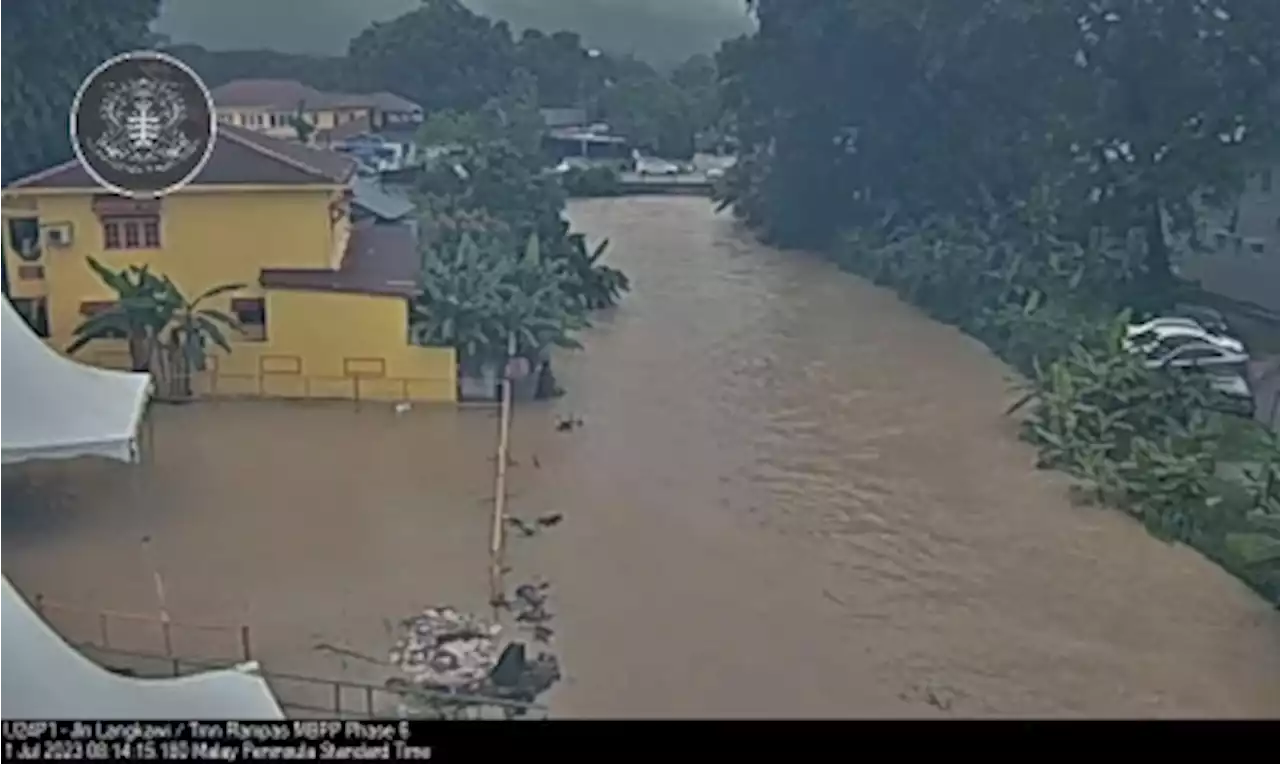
259,222 -> 421,297
211,79 -> 324,108
5,124 -> 355,190
212,79 -> 421,114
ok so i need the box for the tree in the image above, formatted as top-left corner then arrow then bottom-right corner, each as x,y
2,0 -> 162,182
721,0 -> 1280,281
346,0 -> 519,113
68,258 -> 243,399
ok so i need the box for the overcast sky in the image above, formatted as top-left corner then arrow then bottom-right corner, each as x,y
154,0 -> 755,64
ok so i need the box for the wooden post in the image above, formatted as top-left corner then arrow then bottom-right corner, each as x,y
489,333 -> 517,611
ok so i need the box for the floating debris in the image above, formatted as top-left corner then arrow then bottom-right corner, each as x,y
389,607 -> 501,691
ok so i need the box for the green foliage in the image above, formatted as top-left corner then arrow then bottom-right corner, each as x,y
411,233 -> 586,371
560,167 -> 624,198
69,258 -> 243,400
2,0 -> 162,182
720,0 -> 1280,284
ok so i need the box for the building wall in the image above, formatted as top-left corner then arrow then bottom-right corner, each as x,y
215,107 -> 374,140
2,187 -> 339,341
2,185 -> 456,402
73,291 -> 457,403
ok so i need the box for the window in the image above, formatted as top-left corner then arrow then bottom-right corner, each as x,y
12,298 -> 49,337
102,216 -> 160,249
8,217 -> 41,261
232,298 -> 267,341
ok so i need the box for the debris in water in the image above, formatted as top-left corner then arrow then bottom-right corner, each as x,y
388,607 -> 501,691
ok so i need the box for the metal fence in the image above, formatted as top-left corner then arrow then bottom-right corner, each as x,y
32,596 -> 546,719
32,595 -> 252,662
74,643 -> 546,719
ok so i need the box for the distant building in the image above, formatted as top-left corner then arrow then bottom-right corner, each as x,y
543,128 -> 633,168
211,79 -> 423,148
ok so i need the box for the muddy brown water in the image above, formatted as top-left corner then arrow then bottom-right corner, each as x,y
4,197 -> 1279,717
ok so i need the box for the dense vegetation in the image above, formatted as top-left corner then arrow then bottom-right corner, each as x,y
717,0 -> 1280,600
408,84 -> 629,383
1,0 -> 162,183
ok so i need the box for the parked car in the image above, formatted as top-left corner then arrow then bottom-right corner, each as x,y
1138,340 -> 1255,417
1124,320 -> 1246,355
636,157 -> 682,176
1170,304 -> 1233,336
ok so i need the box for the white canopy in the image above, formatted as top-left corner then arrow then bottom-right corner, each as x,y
1,578 -> 285,719
1,298 -> 152,464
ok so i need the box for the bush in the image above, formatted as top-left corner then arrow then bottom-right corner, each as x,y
560,166 -> 624,198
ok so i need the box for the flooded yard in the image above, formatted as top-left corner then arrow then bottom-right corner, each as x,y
3,400 -> 501,697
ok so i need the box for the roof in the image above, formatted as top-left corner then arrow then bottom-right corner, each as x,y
212,79 -> 421,114
6,124 -> 356,191
351,176 -> 415,222
260,222 -> 421,297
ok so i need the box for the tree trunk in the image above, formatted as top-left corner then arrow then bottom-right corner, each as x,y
1139,194 -> 1176,311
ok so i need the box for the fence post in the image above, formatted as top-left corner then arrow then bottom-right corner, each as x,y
34,594 -> 45,615
333,682 -> 342,715
162,620 -> 173,658
489,333 -> 516,611
98,613 -> 110,648
240,625 -> 253,661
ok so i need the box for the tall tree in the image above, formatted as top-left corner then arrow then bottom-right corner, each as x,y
721,0 -> 1280,279
345,0 -> 519,113
2,0 -> 162,182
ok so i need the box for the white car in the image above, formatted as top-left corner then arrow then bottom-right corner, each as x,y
1140,340 -> 1256,416
1124,320 -> 1246,355
1141,340 -> 1250,371
636,157 -> 682,176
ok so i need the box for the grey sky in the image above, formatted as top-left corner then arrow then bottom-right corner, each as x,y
154,0 -> 755,64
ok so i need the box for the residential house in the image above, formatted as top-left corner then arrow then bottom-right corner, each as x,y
2,125 -> 455,403
1181,164 -> 1280,313
210,79 -> 423,149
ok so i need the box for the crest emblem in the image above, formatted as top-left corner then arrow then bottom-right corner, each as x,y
70,50 -> 216,199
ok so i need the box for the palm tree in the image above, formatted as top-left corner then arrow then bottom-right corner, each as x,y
68,257 -> 243,400
67,257 -> 173,372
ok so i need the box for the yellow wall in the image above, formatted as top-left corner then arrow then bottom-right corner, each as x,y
2,186 -> 458,404
3,187 -> 337,342
216,106 -> 374,139
74,291 -> 456,403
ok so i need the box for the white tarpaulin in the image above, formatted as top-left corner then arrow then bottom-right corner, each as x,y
1,298 -> 152,465
1,579 -> 286,719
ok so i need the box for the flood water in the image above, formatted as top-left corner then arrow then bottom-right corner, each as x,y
4,196 -> 1279,717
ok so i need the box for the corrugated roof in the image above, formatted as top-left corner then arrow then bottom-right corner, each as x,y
260,222 -> 421,297
5,124 -> 356,190
351,176 -> 415,222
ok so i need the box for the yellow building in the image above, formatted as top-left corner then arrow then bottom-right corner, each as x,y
2,124 -> 455,403
209,79 -> 423,144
